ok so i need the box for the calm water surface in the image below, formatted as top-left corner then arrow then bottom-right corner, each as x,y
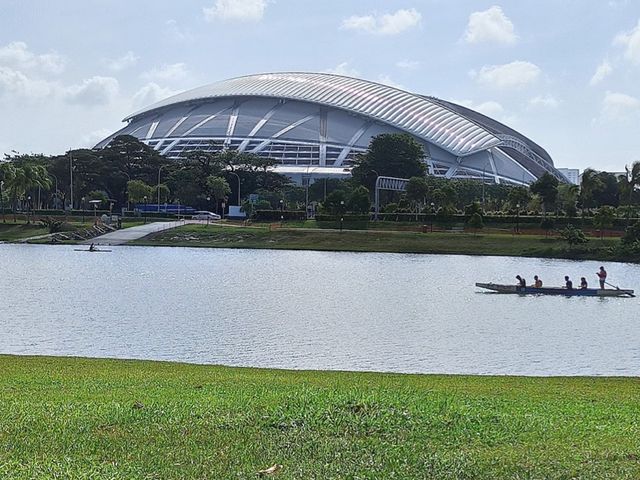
1,244 -> 638,376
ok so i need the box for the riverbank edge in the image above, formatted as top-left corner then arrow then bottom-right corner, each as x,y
3,354 -> 640,479
128,226 -> 635,263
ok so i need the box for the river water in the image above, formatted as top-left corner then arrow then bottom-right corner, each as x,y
0,244 -> 638,376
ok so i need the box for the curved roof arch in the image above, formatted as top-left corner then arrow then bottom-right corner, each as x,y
126,72 -> 501,157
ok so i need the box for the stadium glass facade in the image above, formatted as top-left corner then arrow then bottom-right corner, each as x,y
96,72 -> 568,186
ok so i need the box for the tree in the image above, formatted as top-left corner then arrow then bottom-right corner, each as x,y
558,184 -> 579,217
579,168 -> 603,212
560,224 -> 588,246
508,186 -> 531,210
206,176 -> 231,214
322,190 -> 348,215
530,173 -> 559,214
593,206 -> 616,239
2,163 -> 51,222
405,176 -> 429,218
346,186 -> 371,214
351,133 -> 426,190
467,212 -> 484,234
127,180 -> 153,204
156,184 -> 170,204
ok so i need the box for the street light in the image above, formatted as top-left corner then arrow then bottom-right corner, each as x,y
81,197 -> 86,223
207,196 -> 211,226
430,202 -> 435,232
27,195 -> 31,223
157,165 -> 167,212
0,180 -> 4,223
340,200 -> 345,232
516,203 -> 520,234
143,195 -> 148,224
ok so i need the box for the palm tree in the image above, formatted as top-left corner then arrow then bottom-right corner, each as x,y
623,161 -> 640,226
579,168 -> 603,214
3,164 -> 51,223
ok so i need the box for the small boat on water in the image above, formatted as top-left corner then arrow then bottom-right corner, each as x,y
74,248 -> 112,253
476,283 -> 635,298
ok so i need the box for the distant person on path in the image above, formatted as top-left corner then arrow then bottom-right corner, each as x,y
533,275 -> 543,288
564,276 -> 573,290
597,266 -> 607,289
580,277 -> 588,289
516,275 -> 526,289
89,243 -> 96,252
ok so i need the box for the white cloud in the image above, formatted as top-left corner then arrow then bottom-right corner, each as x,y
589,60 -> 613,86
471,61 -> 541,89
463,6 -> 517,45
601,91 -> 640,119
324,62 -> 360,77
396,59 -> 420,70
203,0 -> 268,22
80,128 -> 112,147
454,98 -> 516,124
0,66 -> 55,101
104,51 -> 138,71
528,94 -> 560,109
64,76 -> 119,106
377,74 -> 405,90
142,63 -> 189,82
0,41 -> 65,74
613,19 -> 640,64
166,19 -> 193,42
132,82 -> 178,108
341,8 -> 421,35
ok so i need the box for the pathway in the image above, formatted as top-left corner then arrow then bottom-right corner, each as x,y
81,220 -> 190,246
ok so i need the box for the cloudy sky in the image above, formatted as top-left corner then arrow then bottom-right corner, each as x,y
1,0 -> 639,172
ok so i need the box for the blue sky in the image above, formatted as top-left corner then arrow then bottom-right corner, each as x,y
0,0 -> 639,172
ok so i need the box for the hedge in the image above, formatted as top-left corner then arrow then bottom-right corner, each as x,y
254,210 -> 307,221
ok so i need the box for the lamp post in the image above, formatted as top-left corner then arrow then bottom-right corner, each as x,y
0,180 -> 4,223
143,195 -> 148,224
81,197 -> 86,223
516,203 -> 520,234
430,202 -> 435,232
69,151 -> 74,211
206,196 -> 211,226
122,171 -> 131,212
27,195 -> 31,223
157,165 -> 167,212
340,200 -> 345,232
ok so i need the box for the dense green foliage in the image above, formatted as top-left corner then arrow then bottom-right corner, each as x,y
2,355 -> 640,479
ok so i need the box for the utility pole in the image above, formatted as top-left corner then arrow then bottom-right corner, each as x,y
69,151 -> 73,211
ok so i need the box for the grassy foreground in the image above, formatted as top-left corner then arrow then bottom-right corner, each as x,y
1,356 -> 640,479
133,223 -> 628,262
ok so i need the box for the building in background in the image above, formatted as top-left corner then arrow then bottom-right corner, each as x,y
96,72 -> 568,186
557,168 -> 580,185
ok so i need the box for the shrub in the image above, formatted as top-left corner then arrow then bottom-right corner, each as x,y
39,217 -> 68,234
560,224 -> 588,246
622,221 -> 640,245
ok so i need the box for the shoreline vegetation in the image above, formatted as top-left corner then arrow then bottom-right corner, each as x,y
2,355 -> 640,479
130,222 -> 637,263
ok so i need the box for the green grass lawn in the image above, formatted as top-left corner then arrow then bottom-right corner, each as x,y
0,222 -> 49,241
1,355 -> 639,479
133,223 -> 629,262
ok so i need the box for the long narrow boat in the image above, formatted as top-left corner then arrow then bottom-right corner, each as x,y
476,283 -> 635,297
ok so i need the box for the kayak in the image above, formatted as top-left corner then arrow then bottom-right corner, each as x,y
74,249 -> 112,253
476,283 -> 635,297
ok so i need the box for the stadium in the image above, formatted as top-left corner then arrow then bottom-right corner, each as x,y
96,72 -> 567,186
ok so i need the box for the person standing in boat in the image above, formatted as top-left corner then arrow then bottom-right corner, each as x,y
516,275 -> 526,290
564,276 -> 573,290
580,277 -> 588,289
597,266 -> 607,289
533,275 -> 543,288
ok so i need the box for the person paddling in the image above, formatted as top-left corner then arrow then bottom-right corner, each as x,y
564,276 -> 573,290
580,277 -> 588,289
516,275 -> 526,290
533,275 -> 543,288
596,266 -> 607,289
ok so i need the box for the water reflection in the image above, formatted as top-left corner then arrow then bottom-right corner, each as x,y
0,244 -> 638,376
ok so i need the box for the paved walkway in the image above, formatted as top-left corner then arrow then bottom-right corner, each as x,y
82,220 -> 190,246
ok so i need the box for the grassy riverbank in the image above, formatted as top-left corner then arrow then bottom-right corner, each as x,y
133,223 -> 632,262
0,222 -> 49,241
1,355 -> 639,479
